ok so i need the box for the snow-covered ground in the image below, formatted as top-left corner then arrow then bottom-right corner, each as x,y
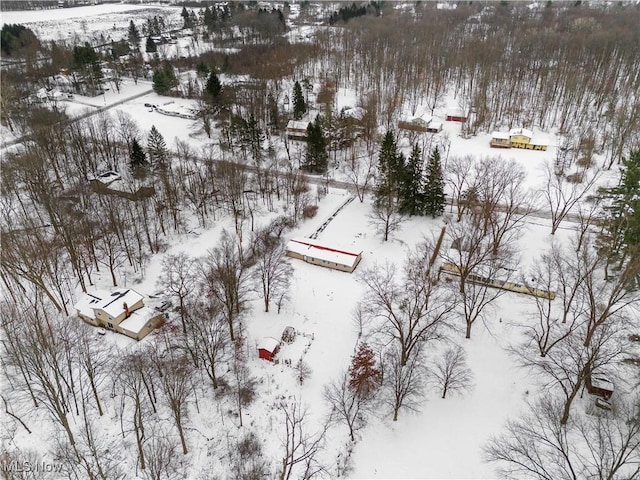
1,4 -> 183,43
2,4 -> 637,479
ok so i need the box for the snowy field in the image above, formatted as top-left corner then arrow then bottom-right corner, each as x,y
1,4 -> 183,43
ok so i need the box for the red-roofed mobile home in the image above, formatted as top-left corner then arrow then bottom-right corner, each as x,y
286,238 -> 362,273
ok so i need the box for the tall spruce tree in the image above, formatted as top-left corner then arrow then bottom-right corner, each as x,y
129,138 -> 148,178
399,144 -> 425,216
145,36 -> 156,53
292,80 -> 306,120
205,71 -> 222,105
598,149 -> 640,281
374,131 -> 404,206
181,7 -> 190,28
423,146 -> 446,217
147,125 -> 168,167
303,116 -> 328,174
372,131 -> 405,240
128,20 -> 140,49
152,63 -> 177,95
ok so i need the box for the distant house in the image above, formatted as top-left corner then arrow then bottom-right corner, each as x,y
509,127 -> 533,146
286,120 -> 310,140
73,289 -> 163,340
286,238 -> 363,273
257,337 -> 280,361
340,106 -> 365,123
446,110 -> 468,122
398,116 -> 430,133
586,375 -> 614,400
426,120 -> 443,133
156,102 -> 197,120
490,131 -> 510,148
490,127 -> 548,151
92,170 -> 121,186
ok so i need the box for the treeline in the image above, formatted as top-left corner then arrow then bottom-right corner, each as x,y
0,110 -> 318,316
0,0 -> 58,11
312,2 -> 640,167
328,2 -> 381,25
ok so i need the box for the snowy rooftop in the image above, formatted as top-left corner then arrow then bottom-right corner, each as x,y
95,289 -> 144,318
156,102 -> 197,119
287,238 -> 361,268
491,131 -> 510,140
73,290 -> 111,319
341,106 -> 365,120
509,127 -> 533,138
119,306 -> 157,335
286,120 -> 310,131
590,377 -> 614,391
257,337 -> 280,352
92,171 -> 121,186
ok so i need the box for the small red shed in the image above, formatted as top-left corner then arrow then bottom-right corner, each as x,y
446,110 -> 468,123
257,337 -> 280,361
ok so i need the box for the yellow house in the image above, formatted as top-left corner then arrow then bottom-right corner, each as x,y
509,128 -> 533,148
490,131 -> 510,148
491,127 -> 548,151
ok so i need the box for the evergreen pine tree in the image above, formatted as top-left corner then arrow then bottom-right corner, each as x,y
147,125 -> 168,167
128,20 -> 140,49
399,144 -> 425,216
203,6 -> 214,30
152,63 -> 177,95
292,80 -> 306,120
181,7 -> 190,28
152,68 -> 166,94
267,93 -> 280,130
423,146 -> 446,218
205,71 -> 222,103
303,116 -> 328,174
598,149 -> 640,280
145,36 -> 157,53
374,130 -> 404,207
129,138 -> 148,178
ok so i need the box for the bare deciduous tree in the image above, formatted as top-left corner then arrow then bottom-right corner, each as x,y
251,227 -> 293,313
484,395 -> 640,480
324,370 -> 369,442
159,252 -> 197,335
278,400 -> 328,480
184,300 -> 228,390
361,243 -> 454,366
142,427 -> 182,480
344,150 -> 375,203
368,195 -> 404,243
202,229 -> 252,341
156,354 -> 193,455
229,432 -> 269,480
431,345 -> 473,399
382,344 -> 426,422
520,322 -> 624,425
541,160 -> 600,235
445,154 -> 475,221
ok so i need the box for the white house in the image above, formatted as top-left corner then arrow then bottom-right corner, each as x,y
73,289 -> 163,340
286,238 -> 363,273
